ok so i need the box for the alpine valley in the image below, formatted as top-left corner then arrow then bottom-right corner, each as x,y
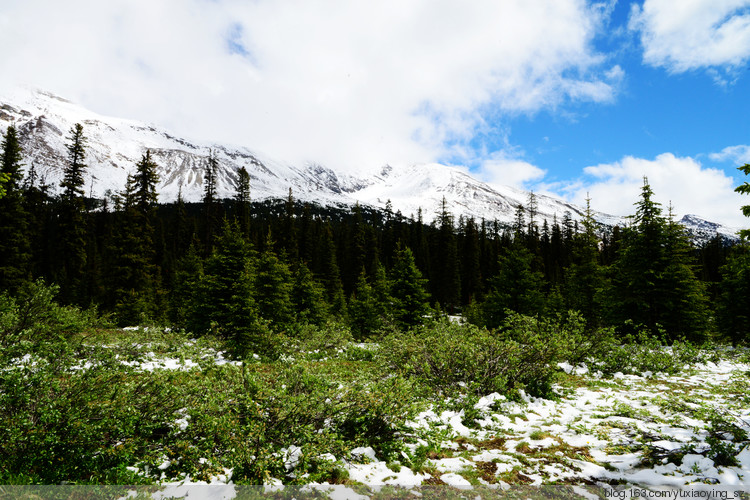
0,87 -> 738,242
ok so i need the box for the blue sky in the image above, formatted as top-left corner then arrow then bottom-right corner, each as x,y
1,0 -> 750,226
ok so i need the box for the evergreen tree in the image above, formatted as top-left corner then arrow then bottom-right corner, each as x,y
291,260 -> 329,325
716,245 -> 750,342
349,266 -> 392,339
607,179 -> 708,341
0,125 -> 31,292
717,164 -> 750,341
736,163 -> 750,241
57,123 -> 88,303
320,223 -> 347,318
460,217 -> 483,304
235,166 -> 251,237
390,245 -> 431,330
431,197 -> 461,311
188,220 -> 270,356
203,151 -> 219,253
565,195 -> 606,325
254,233 -> 294,328
479,239 -> 545,328
109,153 -> 162,324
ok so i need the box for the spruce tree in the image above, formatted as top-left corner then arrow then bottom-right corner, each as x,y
479,239 -> 545,329
254,233 -> 294,328
235,166 -> 251,237
57,123 -> 88,304
0,125 -> 31,292
565,195 -> 606,325
109,152 -> 162,324
607,179 -> 708,341
291,260 -> 329,326
203,150 -> 219,253
390,245 -> 431,330
737,163 -> 750,240
431,197 -> 461,311
717,164 -> 750,341
349,266 -> 392,339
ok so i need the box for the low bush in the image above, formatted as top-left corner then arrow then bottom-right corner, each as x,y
378,312 -> 592,399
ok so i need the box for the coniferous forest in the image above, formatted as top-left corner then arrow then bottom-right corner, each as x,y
2,123 -> 750,487
1,123 -> 748,343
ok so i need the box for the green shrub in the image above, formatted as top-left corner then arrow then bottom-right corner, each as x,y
379,313 -> 586,399
596,326 -> 705,376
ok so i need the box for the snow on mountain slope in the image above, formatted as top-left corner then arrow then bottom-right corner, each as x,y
0,87 -> 740,241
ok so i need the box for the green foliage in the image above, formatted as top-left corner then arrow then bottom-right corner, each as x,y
0,125 -> 31,292
477,241 -> 545,329
606,180 -> 709,342
254,240 -> 294,328
0,279 -> 101,350
379,314 -> 590,399
389,246 -> 431,330
736,163 -> 750,240
291,261 -> 329,326
348,267 -> 392,339
717,245 -> 750,342
594,326 -> 705,376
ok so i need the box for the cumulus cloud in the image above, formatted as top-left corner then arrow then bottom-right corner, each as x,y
476,153 -> 547,190
630,0 -> 750,74
710,145 -> 750,165
0,0 -> 619,172
557,153 -> 748,228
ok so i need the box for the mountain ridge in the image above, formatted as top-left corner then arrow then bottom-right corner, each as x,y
0,87 -> 740,242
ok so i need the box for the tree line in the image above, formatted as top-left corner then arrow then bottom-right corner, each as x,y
1,123 -> 749,353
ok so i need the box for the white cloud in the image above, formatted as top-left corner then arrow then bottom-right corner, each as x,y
0,0 -> 618,172
630,0 -> 750,74
477,153 -> 547,189
710,145 -> 750,165
557,153 -> 748,228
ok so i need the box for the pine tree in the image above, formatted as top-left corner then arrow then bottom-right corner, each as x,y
109,152 -> 162,324
349,266 -> 392,339
737,163 -> 750,240
254,233 -> 294,328
479,239 -> 545,328
0,125 -> 31,292
235,166 -> 251,237
390,245 -> 431,330
716,164 -> 750,341
203,150 -> 219,253
57,123 -> 88,303
606,179 -> 708,340
321,223 -> 347,318
565,195 -> 606,325
291,260 -> 329,325
188,220 -> 267,356
431,197 -> 461,311
716,245 -> 750,342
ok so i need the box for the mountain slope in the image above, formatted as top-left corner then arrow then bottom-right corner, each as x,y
0,87 -> 739,241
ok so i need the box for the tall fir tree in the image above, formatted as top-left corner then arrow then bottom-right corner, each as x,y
235,166 -> 251,238
203,150 -> 219,253
109,152 -> 162,324
254,233 -> 295,328
606,179 -> 708,341
0,125 -> 31,292
431,197 -> 461,311
390,245 -> 431,330
57,123 -> 89,304
479,239 -> 545,329
564,195 -> 606,325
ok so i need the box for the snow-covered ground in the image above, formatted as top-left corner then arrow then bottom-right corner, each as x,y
107,341 -> 750,498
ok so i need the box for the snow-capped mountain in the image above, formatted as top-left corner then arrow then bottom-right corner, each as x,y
0,88 -> 739,241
